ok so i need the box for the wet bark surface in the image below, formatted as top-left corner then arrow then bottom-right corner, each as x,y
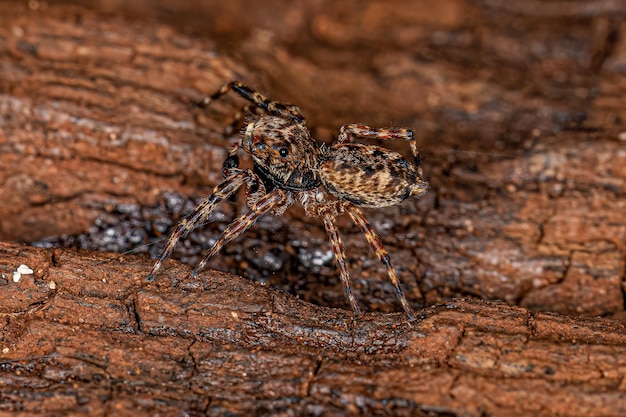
1,1 -> 626,415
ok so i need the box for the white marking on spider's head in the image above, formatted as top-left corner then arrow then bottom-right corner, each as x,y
242,121 -> 256,150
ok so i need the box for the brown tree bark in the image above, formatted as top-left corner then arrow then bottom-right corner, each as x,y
1,1 -> 625,416
1,241 -> 625,416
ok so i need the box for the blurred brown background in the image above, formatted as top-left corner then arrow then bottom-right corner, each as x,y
1,1 -> 626,416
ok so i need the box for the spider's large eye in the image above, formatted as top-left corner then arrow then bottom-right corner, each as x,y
279,147 -> 289,157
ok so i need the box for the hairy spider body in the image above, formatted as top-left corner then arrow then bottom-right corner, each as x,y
244,116 -> 321,192
319,143 -> 425,207
147,81 -> 429,319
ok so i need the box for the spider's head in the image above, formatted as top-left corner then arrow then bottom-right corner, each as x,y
242,116 -> 321,191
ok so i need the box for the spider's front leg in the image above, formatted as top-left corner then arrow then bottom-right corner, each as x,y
191,188 -> 292,278
146,166 -> 263,283
199,81 -> 306,123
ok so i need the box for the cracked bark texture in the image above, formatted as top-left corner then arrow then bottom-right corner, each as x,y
1,242 -> 626,416
1,1 -> 626,415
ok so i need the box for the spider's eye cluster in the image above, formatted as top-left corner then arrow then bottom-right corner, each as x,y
257,143 -> 267,150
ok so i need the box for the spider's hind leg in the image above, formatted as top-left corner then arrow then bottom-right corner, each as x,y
322,212 -> 363,317
337,124 -> 423,177
345,205 -> 418,319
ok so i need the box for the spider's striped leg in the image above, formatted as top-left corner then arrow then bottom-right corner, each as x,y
191,189 -> 291,278
197,81 -> 236,107
346,205 -> 417,319
146,170 -> 252,282
199,81 -> 305,123
337,123 -> 423,177
322,213 -> 362,317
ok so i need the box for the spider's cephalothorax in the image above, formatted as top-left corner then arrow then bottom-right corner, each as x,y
243,115 -> 321,192
147,81 -> 429,319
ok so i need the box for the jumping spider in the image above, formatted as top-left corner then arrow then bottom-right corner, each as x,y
147,81 -> 429,319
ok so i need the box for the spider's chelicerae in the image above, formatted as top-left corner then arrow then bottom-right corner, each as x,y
147,81 -> 429,319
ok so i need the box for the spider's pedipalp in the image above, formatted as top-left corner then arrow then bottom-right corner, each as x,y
322,212 -> 362,316
191,189 -> 291,278
146,170 -> 254,282
222,144 -> 240,177
346,205 -> 417,319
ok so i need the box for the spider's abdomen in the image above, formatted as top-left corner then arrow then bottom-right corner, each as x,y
319,143 -> 428,208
